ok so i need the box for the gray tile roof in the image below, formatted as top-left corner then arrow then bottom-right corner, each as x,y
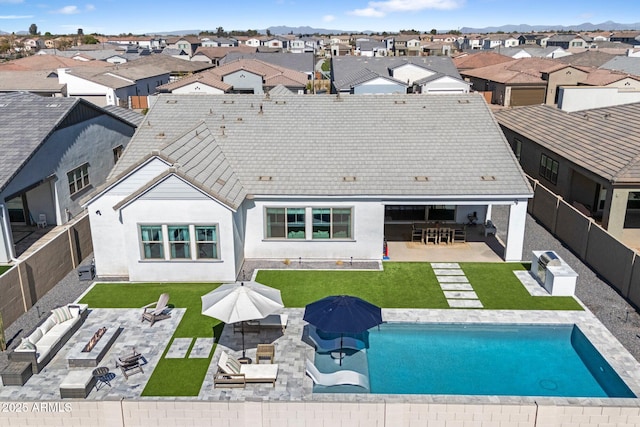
554,50 -> 618,67
0,92 -> 79,192
331,56 -> 462,92
101,105 -> 144,127
495,103 -> 640,184
0,71 -> 66,93
600,57 -> 640,77
105,93 -> 531,207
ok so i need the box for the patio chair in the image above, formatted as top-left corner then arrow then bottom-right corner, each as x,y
305,359 -> 369,391
411,225 -> 424,243
307,325 -> 366,353
141,293 -> 171,326
115,351 -> 144,380
425,228 -> 438,244
214,351 -> 278,388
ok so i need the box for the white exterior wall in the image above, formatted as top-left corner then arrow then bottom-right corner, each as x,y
243,199 -> 385,261
172,83 -> 225,94
421,76 -> 470,93
391,65 -> 434,85
558,86 -> 640,112
118,198 -> 237,282
504,200 -> 528,262
57,68 -> 112,105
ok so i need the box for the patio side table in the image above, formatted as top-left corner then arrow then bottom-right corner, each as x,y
256,344 -> 275,364
1,362 -> 32,386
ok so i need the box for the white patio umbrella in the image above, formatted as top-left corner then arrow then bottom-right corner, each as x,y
201,281 -> 284,359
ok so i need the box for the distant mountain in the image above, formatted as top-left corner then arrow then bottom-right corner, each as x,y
147,29 -> 201,36
459,21 -> 640,34
265,26 -> 363,35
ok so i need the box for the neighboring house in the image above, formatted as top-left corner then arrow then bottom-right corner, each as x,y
460,58 -> 589,106
83,93 -> 531,282
157,59 -> 308,95
458,35 -> 484,50
332,56 -> 469,94
609,32 -> 640,45
24,38 -> 45,51
220,52 -> 315,79
190,46 -> 257,66
482,34 -> 518,50
166,36 -> 202,57
201,38 -> 238,48
518,34 -> 547,46
288,39 -> 306,54
553,50 -> 618,68
599,56 -> 640,77
58,55 -> 213,107
0,92 -> 141,263
0,54 -> 111,72
557,86 -> 640,112
452,51 -> 514,73
331,43 -> 352,57
495,102 -> 640,240
390,35 -> 422,56
355,40 -> 387,57
0,70 -> 67,97
546,34 -> 592,49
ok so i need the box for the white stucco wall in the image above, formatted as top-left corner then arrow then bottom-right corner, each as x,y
421,76 -> 470,93
172,83 -> 225,94
391,64 -> 435,85
558,86 -> 640,112
243,199 -> 385,261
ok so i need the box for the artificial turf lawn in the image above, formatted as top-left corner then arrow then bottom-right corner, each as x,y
79,262 -> 582,395
0,265 -> 11,276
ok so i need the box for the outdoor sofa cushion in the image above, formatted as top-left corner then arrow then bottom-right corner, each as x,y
218,351 -> 278,382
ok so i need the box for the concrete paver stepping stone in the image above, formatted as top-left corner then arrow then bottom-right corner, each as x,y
443,291 -> 478,299
189,338 -> 214,358
437,276 -> 470,283
433,269 -> 465,276
165,337 -> 193,358
440,283 -> 474,291
447,299 -> 484,308
431,263 -> 460,269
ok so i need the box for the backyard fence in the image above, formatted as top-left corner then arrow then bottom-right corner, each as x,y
0,213 -> 92,330
527,177 -> 640,308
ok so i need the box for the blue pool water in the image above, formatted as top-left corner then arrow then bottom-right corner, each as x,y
315,323 -> 636,397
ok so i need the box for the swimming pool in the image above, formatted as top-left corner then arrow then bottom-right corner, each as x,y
314,323 -> 636,397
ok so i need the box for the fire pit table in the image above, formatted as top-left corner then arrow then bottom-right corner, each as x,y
67,325 -> 122,368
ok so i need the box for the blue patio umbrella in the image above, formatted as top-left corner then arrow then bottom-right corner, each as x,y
303,295 -> 382,365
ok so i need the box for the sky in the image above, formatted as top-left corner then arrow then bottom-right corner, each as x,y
0,0 -> 638,35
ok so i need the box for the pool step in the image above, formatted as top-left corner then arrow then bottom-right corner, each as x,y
432,263 -> 484,308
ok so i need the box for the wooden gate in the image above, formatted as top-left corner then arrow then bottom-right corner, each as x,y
130,96 -> 149,109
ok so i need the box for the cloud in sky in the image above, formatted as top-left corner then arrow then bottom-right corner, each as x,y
349,0 -> 464,17
86,4 -> 95,11
0,15 -> 33,19
52,5 -> 81,15
323,14 -> 336,22
0,0 -> 24,4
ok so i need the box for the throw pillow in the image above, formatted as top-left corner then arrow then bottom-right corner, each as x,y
39,317 -> 56,335
51,306 -> 72,324
17,338 -> 36,351
28,328 -> 43,345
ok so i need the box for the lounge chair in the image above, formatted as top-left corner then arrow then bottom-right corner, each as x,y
305,359 -> 369,391
233,313 -> 288,334
307,325 -> 366,353
115,351 -> 144,380
141,293 -> 171,326
214,351 -> 278,388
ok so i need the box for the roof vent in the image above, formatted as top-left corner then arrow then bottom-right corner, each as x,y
275,100 -> 286,105
215,178 -> 227,186
343,176 -> 357,182
166,100 -> 177,104
414,176 -> 429,181
394,100 -> 406,104
156,132 -> 165,138
481,175 -> 496,181
258,176 -> 272,181
46,103 -> 61,107
457,99 -> 470,104
223,100 -> 234,104
237,117 -> 243,121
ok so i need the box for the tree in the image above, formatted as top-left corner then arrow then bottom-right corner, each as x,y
216,26 -> 225,37
29,23 -> 38,35
266,29 -> 271,36
82,35 -> 99,44
430,29 -> 437,35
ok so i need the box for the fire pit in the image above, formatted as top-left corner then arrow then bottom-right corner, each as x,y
82,327 -> 107,352
67,325 -> 122,368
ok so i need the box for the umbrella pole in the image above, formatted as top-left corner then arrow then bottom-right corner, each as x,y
242,321 -> 246,358
340,334 -> 343,366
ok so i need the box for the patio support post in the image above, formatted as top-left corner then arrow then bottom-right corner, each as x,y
504,200 -> 527,262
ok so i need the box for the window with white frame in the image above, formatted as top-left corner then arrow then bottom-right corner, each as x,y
168,225 -> 190,259
67,163 -> 89,195
195,225 -> 218,259
265,207 -> 305,239
140,225 -> 164,259
139,224 -> 219,261
312,207 -> 352,239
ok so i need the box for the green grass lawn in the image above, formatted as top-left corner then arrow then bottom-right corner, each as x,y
79,262 -> 582,396
0,265 -> 11,276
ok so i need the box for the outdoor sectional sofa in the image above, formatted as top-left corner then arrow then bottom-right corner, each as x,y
9,304 -> 88,374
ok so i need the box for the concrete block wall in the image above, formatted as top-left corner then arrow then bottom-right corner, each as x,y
584,224 -> 635,298
4,401 -> 640,426
0,267 -> 24,328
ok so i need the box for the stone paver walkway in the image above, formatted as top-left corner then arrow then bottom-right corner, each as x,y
432,262 -> 483,308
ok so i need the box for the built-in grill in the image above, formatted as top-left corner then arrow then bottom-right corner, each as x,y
536,251 -> 561,284
530,250 -> 577,296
